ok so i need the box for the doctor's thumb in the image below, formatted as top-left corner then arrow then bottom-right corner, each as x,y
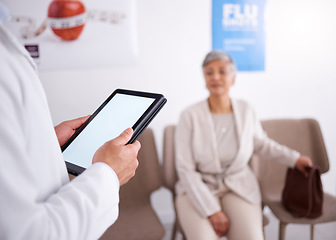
114,128 -> 133,145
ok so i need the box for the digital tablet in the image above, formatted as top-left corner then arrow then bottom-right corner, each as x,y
61,88 -> 167,176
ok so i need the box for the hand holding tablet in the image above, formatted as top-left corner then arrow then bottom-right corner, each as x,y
92,127 -> 141,185
61,89 -> 167,176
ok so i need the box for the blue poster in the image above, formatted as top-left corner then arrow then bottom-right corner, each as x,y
212,0 -> 266,71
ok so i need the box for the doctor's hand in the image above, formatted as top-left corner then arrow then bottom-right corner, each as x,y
295,155 -> 313,177
54,115 -> 90,147
208,211 -> 229,237
92,128 -> 140,186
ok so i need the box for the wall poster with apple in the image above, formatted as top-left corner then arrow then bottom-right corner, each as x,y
2,0 -> 138,71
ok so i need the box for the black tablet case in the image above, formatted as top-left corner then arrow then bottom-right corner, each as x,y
61,88 -> 167,176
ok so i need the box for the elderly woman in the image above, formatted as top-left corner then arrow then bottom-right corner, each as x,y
174,50 -> 312,240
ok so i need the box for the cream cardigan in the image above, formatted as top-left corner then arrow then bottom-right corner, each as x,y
174,99 -> 299,218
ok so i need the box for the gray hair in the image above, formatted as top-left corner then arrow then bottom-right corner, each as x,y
202,50 -> 237,74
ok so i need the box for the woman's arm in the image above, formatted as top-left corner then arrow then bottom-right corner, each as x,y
175,110 -> 221,218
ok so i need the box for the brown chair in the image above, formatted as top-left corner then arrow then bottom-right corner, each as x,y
251,118 -> 336,240
101,128 -> 165,240
162,125 -> 186,240
72,128 -> 165,240
163,125 -> 269,240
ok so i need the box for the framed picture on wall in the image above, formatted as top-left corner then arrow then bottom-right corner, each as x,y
2,0 -> 138,71
212,0 -> 266,71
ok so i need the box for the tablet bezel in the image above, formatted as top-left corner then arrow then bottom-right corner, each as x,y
61,88 -> 166,176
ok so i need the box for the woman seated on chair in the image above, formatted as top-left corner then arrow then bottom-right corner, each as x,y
174,50 -> 313,240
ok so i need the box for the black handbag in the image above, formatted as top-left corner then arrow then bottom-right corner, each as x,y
282,166 -> 323,218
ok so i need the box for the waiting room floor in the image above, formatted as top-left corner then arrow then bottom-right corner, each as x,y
162,208 -> 336,240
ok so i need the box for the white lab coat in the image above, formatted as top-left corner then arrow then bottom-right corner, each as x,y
175,99 -> 300,218
0,23 -> 120,239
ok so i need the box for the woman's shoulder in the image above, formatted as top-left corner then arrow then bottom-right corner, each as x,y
181,100 -> 207,115
178,100 -> 208,124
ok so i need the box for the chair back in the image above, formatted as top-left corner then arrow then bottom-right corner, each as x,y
163,125 -> 188,239
251,118 -> 329,202
119,128 -> 162,206
162,125 -> 178,194
100,128 -> 164,240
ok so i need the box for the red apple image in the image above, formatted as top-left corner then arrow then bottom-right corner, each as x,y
48,0 -> 86,41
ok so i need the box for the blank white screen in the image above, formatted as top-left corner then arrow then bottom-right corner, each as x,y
63,93 -> 155,169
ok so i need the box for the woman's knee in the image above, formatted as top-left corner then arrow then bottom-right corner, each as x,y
175,195 -> 218,240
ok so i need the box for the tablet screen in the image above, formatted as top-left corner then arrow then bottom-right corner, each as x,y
62,93 -> 155,169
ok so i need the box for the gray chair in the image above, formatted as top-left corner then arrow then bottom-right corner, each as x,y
251,118 -> 336,240
163,125 -> 269,240
71,128 -> 165,240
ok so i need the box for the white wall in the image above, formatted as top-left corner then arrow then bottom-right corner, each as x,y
40,0 -> 336,224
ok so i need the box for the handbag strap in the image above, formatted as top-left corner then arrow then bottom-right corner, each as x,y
305,167 -> 314,217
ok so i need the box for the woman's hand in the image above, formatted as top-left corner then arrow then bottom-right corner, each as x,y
208,211 -> 229,237
295,155 -> 313,176
54,115 -> 90,147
